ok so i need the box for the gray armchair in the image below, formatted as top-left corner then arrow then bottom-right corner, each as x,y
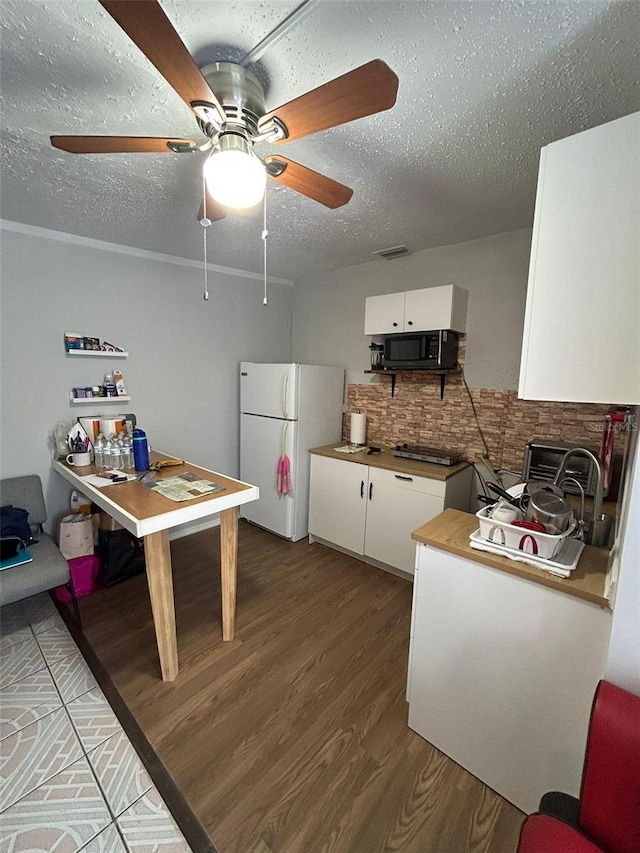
1,475 -> 81,626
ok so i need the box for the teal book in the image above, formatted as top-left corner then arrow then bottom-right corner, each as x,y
0,548 -> 32,571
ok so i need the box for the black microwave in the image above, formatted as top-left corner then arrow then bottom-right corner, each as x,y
382,330 -> 458,370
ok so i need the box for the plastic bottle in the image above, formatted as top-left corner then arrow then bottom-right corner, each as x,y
122,430 -> 133,469
111,437 -> 123,470
94,433 -> 105,469
133,428 -> 150,471
104,371 -> 117,397
103,437 -> 113,470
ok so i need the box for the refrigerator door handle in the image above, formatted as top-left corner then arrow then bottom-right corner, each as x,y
282,371 -> 290,420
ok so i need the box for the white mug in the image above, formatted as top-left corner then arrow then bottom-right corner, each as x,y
66,451 -> 92,467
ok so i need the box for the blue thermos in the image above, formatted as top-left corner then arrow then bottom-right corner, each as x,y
133,428 -> 150,471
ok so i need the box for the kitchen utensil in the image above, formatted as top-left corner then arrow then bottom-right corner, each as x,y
486,481 -> 521,506
523,480 -> 565,499
66,451 -> 92,467
512,519 -> 547,533
523,488 -> 573,535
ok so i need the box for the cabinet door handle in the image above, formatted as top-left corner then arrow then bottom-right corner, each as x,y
407,320 -> 413,326
395,474 -> 413,481
360,480 -> 365,498
392,322 -> 398,327
369,482 -> 373,500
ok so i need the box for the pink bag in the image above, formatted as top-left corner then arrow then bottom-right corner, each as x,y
55,555 -> 100,601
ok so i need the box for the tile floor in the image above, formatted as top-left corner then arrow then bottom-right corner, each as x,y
0,592 -> 193,852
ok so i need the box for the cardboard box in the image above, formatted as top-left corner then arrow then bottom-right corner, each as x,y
64,332 -> 84,351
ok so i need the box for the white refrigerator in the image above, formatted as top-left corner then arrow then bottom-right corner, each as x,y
240,362 -> 345,541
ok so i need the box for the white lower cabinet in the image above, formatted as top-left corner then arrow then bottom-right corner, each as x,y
363,468 -> 445,573
307,454 -> 369,554
308,454 -> 471,575
407,543 -> 611,812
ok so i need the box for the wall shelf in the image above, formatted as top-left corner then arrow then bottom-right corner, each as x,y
366,368 -> 459,399
66,350 -> 128,358
66,336 -> 130,405
70,395 -> 131,405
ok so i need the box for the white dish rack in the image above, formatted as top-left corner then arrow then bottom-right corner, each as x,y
469,530 -> 584,577
475,505 -> 576,560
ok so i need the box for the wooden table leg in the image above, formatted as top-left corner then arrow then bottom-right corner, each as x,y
144,529 -> 178,681
219,507 -> 238,641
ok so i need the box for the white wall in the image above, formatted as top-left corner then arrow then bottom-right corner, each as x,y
292,228 -> 532,390
0,223 -> 293,531
605,425 -> 640,693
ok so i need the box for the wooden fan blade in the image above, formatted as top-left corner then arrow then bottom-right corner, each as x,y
197,189 -> 227,222
261,59 -> 398,143
99,1 -> 224,120
51,136 -> 196,154
265,156 -> 353,208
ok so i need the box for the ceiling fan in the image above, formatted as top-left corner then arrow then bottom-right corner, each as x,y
50,0 -> 399,220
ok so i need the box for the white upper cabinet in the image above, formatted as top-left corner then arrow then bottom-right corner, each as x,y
364,285 -> 468,335
364,292 -> 406,334
519,112 -> 640,404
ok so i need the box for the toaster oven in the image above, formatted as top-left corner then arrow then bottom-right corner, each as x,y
522,440 -> 602,498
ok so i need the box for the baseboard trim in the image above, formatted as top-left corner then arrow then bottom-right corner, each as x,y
309,535 -> 414,582
169,517 -> 220,541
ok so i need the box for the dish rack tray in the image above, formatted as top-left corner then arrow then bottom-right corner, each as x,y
469,530 -> 584,577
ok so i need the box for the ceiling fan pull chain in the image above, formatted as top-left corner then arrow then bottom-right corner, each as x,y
201,172 -> 211,301
262,191 -> 269,306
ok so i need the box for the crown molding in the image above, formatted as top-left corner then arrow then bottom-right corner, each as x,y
0,219 -> 293,286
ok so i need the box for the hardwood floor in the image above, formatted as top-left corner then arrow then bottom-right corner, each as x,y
78,521 -> 525,853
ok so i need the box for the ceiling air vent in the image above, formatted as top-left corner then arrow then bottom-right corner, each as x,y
372,245 -> 410,261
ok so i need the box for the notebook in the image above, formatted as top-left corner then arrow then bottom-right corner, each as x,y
0,548 -> 33,571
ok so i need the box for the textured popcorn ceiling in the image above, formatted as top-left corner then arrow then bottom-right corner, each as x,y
1,0 -> 639,281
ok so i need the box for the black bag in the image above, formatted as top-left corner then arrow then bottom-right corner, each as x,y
0,535 -> 26,561
0,505 -> 35,546
97,528 -> 145,587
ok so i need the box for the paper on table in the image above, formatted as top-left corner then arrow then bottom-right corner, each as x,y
149,475 -> 225,502
80,472 -> 137,487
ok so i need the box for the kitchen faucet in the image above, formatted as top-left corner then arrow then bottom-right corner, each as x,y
553,448 -> 606,547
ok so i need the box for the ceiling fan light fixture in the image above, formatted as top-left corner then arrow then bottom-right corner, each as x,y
203,131 -> 266,209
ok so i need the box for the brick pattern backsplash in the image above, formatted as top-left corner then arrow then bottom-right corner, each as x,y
343,372 -> 618,474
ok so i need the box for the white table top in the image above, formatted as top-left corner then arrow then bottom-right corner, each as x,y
52,451 -> 259,538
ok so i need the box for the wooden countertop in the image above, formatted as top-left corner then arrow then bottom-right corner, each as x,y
309,444 -> 470,481
412,508 -> 611,608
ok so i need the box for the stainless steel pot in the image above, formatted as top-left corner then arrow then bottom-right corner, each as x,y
522,484 -> 573,534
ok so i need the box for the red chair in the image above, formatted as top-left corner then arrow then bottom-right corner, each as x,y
517,680 -> 640,853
